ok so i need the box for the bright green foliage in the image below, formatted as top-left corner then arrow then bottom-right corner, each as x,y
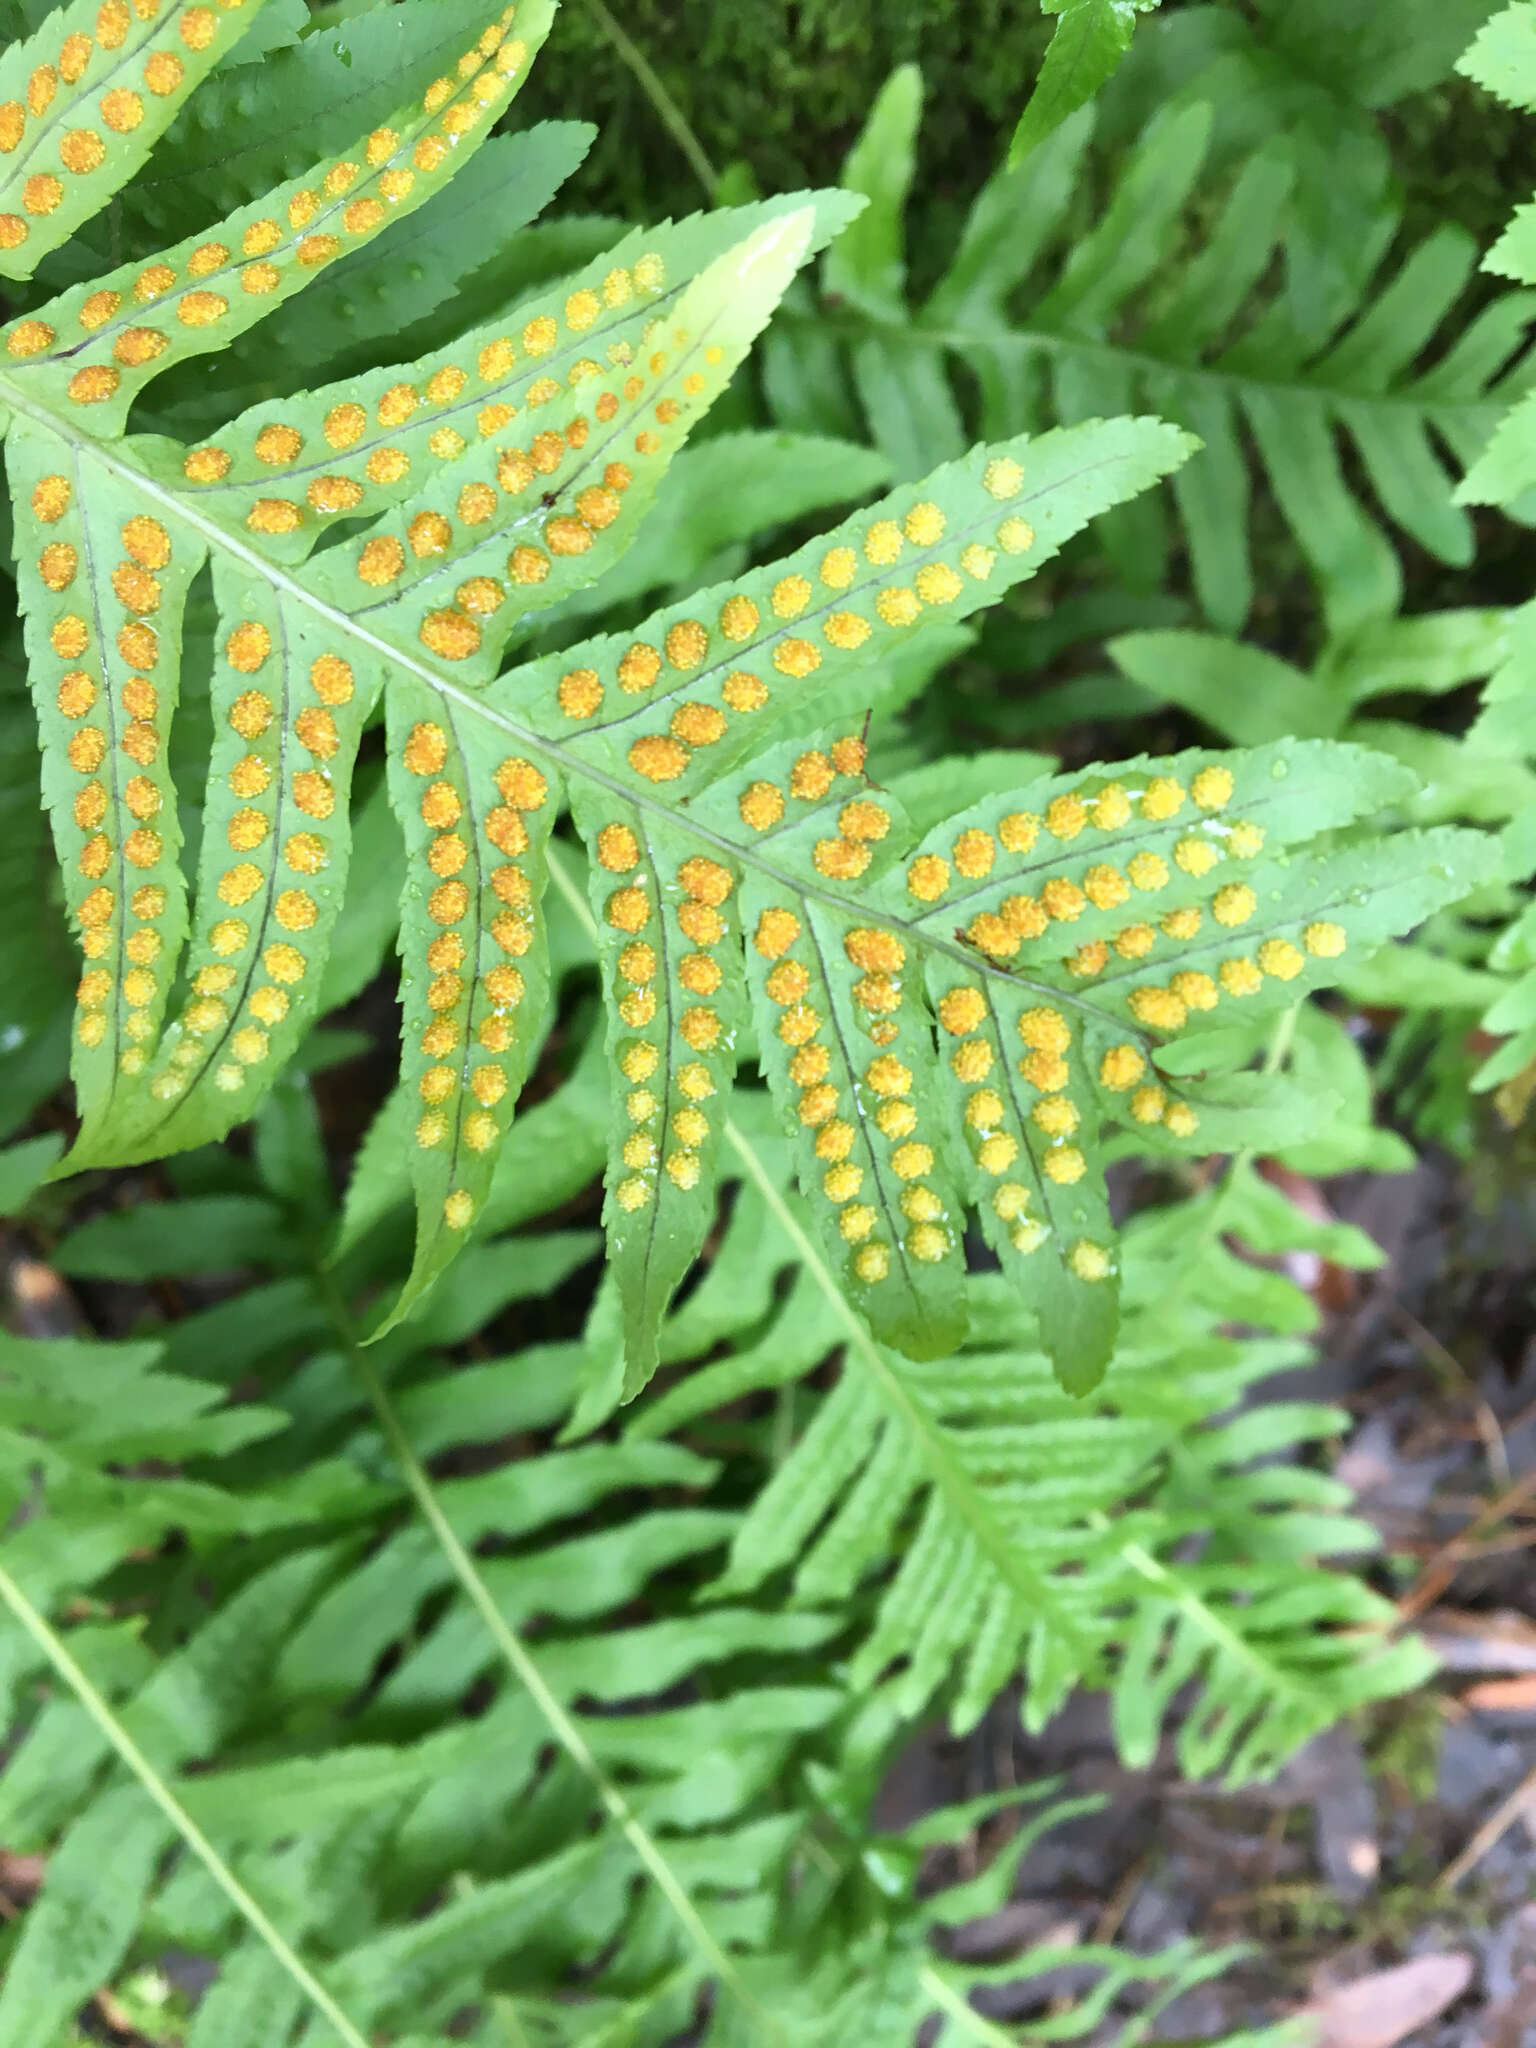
1010,0 -> 1161,164
806,58 -> 1532,637
0,0 -> 1492,1392
1460,0 -> 1536,112
0,1045 -> 1409,2041
1456,4 -> 1536,541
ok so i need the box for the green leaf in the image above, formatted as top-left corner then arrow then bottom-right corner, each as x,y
1010,0 -> 1155,166
0,1785 -> 171,2047
6,414 -> 202,1157
134,0 -> 513,234
823,65 -> 964,480
374,683 -> 560,1335
71,561 -> 386,1167
0,1130 -> 61,1212
1457,1 -> 1536,109
868,745 -> 1483,1384
175,190 -> 857,570
1258,0 -> 1497,107
185,1949 -> 305,2048
531,429 -> 893,639
741,848 -> 968,1364
572,789 -> 753,1396
54,1193 -> 292,1275
220,121 -> 595,388
823,64 -> 921,320
1108,631 -> 1345,745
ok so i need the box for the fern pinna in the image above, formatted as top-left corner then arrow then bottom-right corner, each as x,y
0,0 -> 1488,1387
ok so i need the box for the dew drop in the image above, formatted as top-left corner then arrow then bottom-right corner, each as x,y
334,39 -> 353,67
1269,760 -> 1289,780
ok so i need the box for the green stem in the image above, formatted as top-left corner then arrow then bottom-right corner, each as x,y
315,1272 -> 781,2045
579,0 -> 718,197
0,1562 -> 371,2048
782,304 -> 1498,428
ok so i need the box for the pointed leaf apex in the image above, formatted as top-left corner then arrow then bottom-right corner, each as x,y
735,205 -> 817,287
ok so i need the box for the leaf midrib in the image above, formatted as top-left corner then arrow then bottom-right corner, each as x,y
66,437 -> 135,1111
0,372 -> 1171,1055
170,594 -> 307,1119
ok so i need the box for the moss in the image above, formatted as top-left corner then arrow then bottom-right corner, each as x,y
518,0 -> 1052,227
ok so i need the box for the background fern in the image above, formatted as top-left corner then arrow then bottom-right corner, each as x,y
788,60 -> 1535,639
0,1051 -> 1402,2042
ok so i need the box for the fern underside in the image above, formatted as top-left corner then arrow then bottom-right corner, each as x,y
0,0 -> 1490,1386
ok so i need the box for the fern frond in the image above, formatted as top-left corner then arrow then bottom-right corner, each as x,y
822,86 -> 1534,635
183,192 -> 849,563
722,712 -> 1478,1382
0,1247 -> 836,2044
1009,0 -> 1161,165
209,120 -> 597,395
0,0 -> 1491,1384
6,0 -> 556,430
